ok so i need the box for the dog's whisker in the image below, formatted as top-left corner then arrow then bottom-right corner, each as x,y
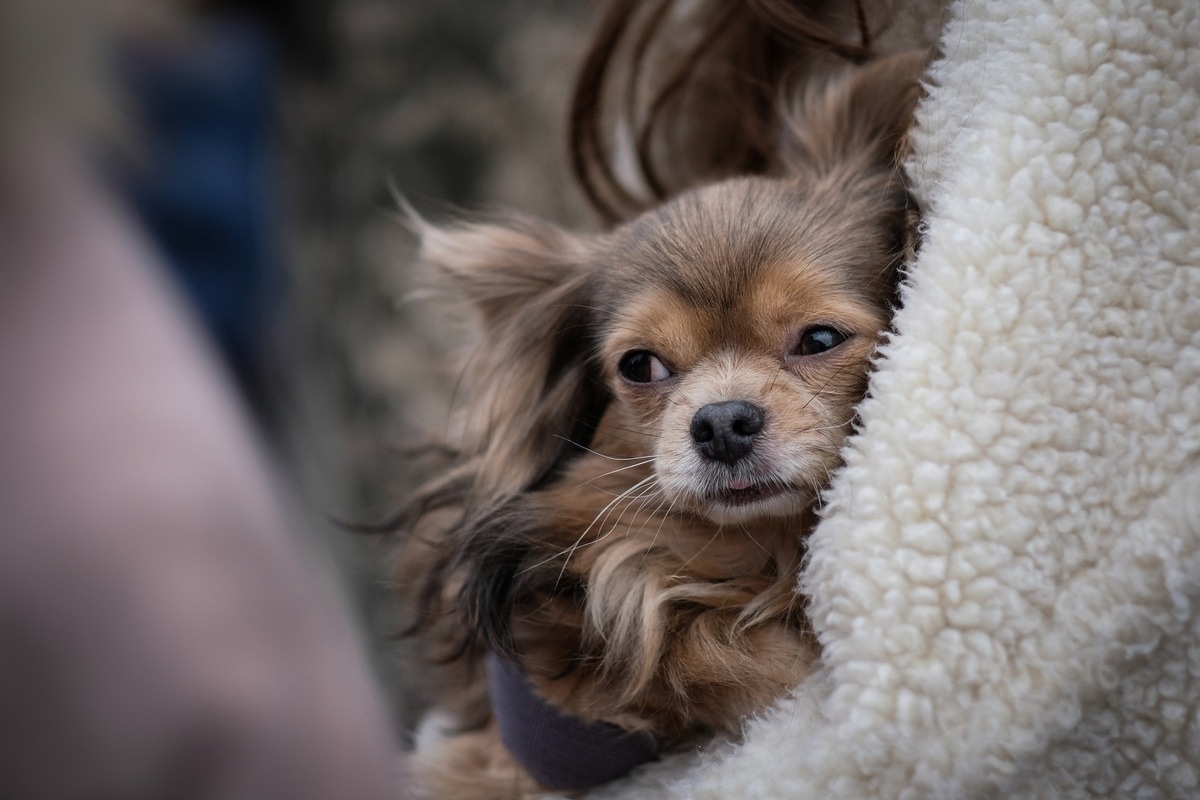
676,526 -> 724,572
602,483 -> 661,547
552,303 -> 619,319
600,424 -> 659,441
550,462 -> 656,490
552,479 -> 663,590
739,526 -> 774,558
576,460 -> 656,492
581,473 -> 657,524
541,482 -> 665,578
763,363 -> 787,395
615,484 -> 665,524
524,486 -> 654,578
552,436 -> 654,462
807,418 -> 855,434
799,364 -> 849,413
526,475 -> 657,580
637,494 -> 678,570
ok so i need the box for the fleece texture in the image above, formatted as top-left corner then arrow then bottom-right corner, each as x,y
589,0 -> 1200,797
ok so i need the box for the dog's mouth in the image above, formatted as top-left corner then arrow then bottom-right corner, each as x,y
711,477 -> 789,507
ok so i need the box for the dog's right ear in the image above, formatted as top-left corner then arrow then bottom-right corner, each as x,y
415,215 -> 606,499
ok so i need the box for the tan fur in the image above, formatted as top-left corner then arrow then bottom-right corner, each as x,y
413,721 -> 538,800
397,50 -> 928,799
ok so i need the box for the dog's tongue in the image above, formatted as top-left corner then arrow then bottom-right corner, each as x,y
729,477 -> 753,491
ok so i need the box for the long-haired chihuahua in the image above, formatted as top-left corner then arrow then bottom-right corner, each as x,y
395,50 -> 926,800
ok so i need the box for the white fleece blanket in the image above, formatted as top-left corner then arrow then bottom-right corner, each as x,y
591,0 -> 1200,797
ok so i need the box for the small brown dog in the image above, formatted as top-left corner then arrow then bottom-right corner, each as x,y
397,50 -> 926,800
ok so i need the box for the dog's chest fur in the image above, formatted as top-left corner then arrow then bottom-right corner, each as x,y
469,414 -> 817,742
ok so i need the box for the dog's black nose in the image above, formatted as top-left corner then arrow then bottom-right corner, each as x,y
690,401 -> 765,465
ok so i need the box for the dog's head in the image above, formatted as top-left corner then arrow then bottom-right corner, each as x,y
593,174 -> 904,523
418,52 -> 924,523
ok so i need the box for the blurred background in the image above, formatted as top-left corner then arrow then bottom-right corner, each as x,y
36,0 -> 597,738
267,0 -> 594,732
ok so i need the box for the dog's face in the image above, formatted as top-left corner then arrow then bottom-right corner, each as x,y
592,177 -> 899,523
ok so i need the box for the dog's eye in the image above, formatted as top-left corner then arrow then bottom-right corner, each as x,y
618,350 -> 672,383
795,327 -> 848,356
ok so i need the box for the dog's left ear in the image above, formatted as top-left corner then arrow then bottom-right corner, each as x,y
780,50 -> 928,296
417,216 -> 606,499
779,49 -> 928,187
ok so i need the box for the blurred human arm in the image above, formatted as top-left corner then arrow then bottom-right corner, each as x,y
0,134 -> 402,799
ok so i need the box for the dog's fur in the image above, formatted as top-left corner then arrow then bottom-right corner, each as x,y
396,50 -> 927,800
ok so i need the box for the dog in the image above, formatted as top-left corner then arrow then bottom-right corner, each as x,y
394,49 -> 927,800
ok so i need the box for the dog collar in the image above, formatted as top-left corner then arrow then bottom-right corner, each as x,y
486,653 -> 659,791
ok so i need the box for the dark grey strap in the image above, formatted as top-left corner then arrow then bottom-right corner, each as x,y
486,653 -> 659,792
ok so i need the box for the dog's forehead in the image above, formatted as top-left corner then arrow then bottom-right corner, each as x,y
593,177 -> 879,314
596,179 -> 796,308
590,178 -> 895,361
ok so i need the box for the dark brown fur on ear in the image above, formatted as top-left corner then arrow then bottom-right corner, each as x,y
416,217 -> 609,500
568,0 -> 897,223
